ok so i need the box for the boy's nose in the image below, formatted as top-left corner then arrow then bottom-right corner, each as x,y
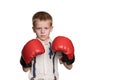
41,29 -> 45,33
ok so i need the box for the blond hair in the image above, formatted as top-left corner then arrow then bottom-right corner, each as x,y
32,11 -> 53,27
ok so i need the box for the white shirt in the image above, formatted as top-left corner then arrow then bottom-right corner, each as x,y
28,38 -> 61,80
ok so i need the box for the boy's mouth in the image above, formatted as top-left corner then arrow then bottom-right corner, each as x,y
41,35 -> 46,37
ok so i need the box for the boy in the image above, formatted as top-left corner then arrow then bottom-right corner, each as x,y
20,11 -> 75,80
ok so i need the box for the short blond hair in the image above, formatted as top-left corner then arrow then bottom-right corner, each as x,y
32,11 -> 53,27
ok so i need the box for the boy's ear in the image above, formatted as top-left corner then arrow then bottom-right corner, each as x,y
50,26 -> 53,32
32,27 -> 35,33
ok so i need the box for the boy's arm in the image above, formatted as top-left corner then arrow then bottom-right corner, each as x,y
20,39 -> 45,72
59,59 -> 73,70
59,53 -> 75,70
20,56 -> 31,72
23,67 -> 30,72
52,36 -> 75,70
63,62 -> 73,70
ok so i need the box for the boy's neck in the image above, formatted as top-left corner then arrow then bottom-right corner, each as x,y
37,37 -> 50,44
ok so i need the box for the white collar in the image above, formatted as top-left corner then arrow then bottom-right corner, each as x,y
36,37 -> 52,45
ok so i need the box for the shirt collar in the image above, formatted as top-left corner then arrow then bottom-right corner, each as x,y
36,37 -> 52,45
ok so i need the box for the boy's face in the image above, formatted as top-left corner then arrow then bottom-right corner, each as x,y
33,20 -> 53,41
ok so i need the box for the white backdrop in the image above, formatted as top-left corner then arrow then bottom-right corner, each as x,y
0,0 -> 120,80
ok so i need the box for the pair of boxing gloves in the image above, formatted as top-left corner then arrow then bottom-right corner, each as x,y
20,36 -> 75,68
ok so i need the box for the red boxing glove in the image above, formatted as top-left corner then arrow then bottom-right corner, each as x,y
52,36 -> 74,60
22,39 -> 45,64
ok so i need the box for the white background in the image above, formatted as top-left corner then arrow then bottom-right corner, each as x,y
0,0 -> 120,80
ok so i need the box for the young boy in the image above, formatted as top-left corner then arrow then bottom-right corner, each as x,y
20,11 -> 75,80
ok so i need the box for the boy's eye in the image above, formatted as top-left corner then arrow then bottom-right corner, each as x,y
35,27 -> 49,30
45,27 -> 48,29
36,28 -> 41,30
